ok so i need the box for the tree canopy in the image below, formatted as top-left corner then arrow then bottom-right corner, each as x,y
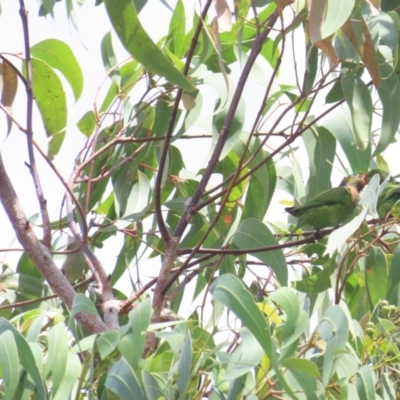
1,0 -> 400,398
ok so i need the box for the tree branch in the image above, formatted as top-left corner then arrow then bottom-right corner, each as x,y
19,0 -> 51,248
0,151 -> 107,333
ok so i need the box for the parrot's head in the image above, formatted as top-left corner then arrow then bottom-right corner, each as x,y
339,173 -> 369,193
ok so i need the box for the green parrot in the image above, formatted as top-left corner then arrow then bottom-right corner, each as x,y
367,169 -> 400,219
285,173 -> 369,231
62,239 -> 89,284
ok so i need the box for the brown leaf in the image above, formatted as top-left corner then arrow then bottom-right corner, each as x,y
361,17 -> 380,88
213,0 -> 232,33
341,19 -> 362,54
308,0 -> 325,43
0,61 -> 18,137
1,61 -> 18,108
315,38 -> 339,67
341,18 -> 380,87
365,0 -> 380,16
276,0 -> 295,18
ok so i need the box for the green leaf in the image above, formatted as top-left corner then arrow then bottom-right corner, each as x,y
355,365 -> 375,400
111,232 -> 141,285
176,331 -> 192,397
31,38 -> 83,100
44,322 -> 68,395
101,31 -> 120,85
210,274 -> 296,398
242,143 -> 277,219
53,353 -> 80,400
282,358 -> 320,378
25,58 -> 67,158
71,293 -> 100,318
211,79 -> 245,160
142,370 -> 163,400
341,75 -> 372,152
167,0 -> 186,58
97,330 -> 120,360
294,267 -> 332,294
304,44 -> 318,93
326,80 -> 344,103
104,0 -> 195,92
309,0 -> 355,42
233,218 -> 288,286
210,275 -> 273,356
322,108 -> 370,172
269,288 -> 300,340
365,246 -> 387,308
318,305 -> 349,385
0,330 -> 19,400
387,243 -> 400,301
324,207 -> 368,256
119,298 -> 152,368
0,319 -> 46,399
1,272 -> 50,298
373,60 -> 400,156
122,170 -> 151,220
221,327 -> 263,382
77,110 -> 96,137
105,359 -> 145,400
302,126 -> 336,200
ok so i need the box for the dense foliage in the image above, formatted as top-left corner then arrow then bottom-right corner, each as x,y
1,0 -> 400,398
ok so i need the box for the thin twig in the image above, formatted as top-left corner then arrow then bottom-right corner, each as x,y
18,0 -> 51,248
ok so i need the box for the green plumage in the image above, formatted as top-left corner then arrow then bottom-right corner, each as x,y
368,169 -> 400,218
285,174 -> 368,230
62,240 -> 89,284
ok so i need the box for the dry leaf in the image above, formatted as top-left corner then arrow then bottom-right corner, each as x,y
308,0 -> 325,43
276,0 -> 295,18
341,19 -> 363,54
0,61 -> 18,137
361,17 -> 380,88
365,0 -> 380,15
315,38 -> 339,67
212,0 -> 232,33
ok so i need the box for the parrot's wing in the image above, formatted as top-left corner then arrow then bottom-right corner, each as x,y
292,187 -> 349,212
378,183 -> 400,205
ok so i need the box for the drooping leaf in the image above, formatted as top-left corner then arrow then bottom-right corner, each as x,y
210,274 -> 296,398
309,0 -> 355,43
31,38 -> 83,100
101,31 -> 121,86
0,60 -> 18,137
104,0 -> 195,92
341,75 -> 372,152
24,58 -> 67,158
302,126 -> 336,200
319,305 -> 349,385
373,60 -> 400,156
322,108 -> 370,172
365,246 -> 387,309
233,218 -> 288,286
167,0 -> 186,58
0,319 -> 46,399
105,359 -> 145,400
0,330 -> 19,400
